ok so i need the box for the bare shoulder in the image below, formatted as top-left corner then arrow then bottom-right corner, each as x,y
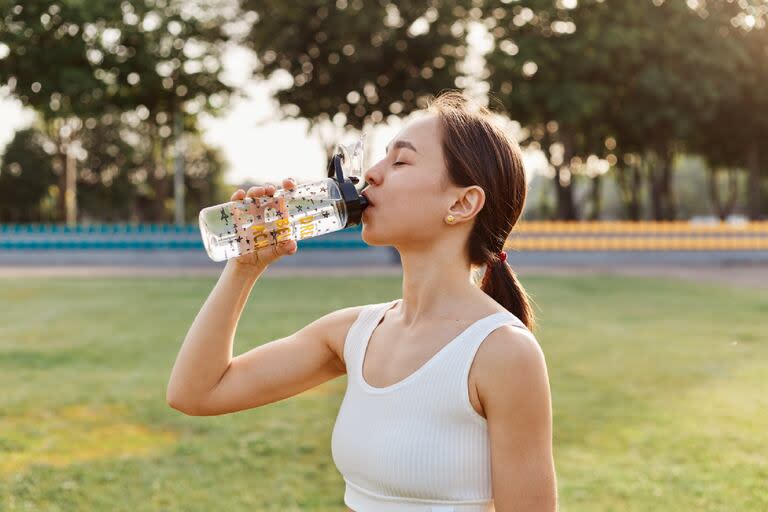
315,304 -> 369,373
477,324 -> 545,370
474,324 -> 550,414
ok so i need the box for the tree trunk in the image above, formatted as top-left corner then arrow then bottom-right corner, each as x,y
553,133 -> 577,220
48,119 -> 77,224
649,153 -> 663,220
173,110 -> 185,225
708,166 -> 739,221
648,148 -> 676,221
746,141 -> 762,220
149,130 -> 169,222
615,163 -> 642,221
56,154 -> 67,223
588,173 -> 602,220
553,167 -> 577,220
630,162 -> 642,220
64,143 -> 78,226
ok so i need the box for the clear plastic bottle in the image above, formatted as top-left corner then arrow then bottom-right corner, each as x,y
198,136 -> 370,262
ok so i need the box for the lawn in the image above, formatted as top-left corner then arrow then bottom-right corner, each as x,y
0,272 -> 766,511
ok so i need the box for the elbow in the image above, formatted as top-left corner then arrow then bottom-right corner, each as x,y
167,397 -> 204,416
166,388 -> 200,416
166,393 -> 189,414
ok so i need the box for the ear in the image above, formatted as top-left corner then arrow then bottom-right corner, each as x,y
446,185 -> 486,223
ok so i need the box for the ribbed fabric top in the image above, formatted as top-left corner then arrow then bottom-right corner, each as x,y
331,298 -> 530,512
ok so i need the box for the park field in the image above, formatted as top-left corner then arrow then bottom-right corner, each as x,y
0,272 -> 766,511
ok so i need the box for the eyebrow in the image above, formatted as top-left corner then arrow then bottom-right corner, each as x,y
385,139 -> 419,154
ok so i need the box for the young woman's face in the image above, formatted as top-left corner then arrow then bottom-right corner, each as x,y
361,113 -> 456,247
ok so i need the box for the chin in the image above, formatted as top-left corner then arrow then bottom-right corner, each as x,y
360,224 -> 385,247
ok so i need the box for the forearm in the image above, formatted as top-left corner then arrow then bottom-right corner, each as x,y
166,260 -> 265,409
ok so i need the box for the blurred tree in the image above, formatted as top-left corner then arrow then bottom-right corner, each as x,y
614,154 -> 645,221
484,0 -> 616,220
107,0 -> 233,221
75,109 -> 142,222
707,167 -> 740,221
693,0 -> 768,220
0,127 -> 57,222
0,0 -> 232,223
484,0 -> 749,221
614,1 -> 746,221
239,0 -> 473,163
0,111 -> 223,222
0,2 -> 107,224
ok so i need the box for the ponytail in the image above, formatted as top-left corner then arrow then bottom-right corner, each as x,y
477,256 -> 537,333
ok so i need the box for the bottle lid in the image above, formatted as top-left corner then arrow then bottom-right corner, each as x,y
328,134 -> 370,228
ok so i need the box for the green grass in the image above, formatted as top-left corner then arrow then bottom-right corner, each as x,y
0,273 -> 766,511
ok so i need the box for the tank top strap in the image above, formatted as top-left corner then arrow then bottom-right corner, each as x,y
343,299 -> 399,376
452,311 -> 530,389
465,311 -> 528,344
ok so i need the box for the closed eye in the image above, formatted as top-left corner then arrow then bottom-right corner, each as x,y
393,161 -> 406,166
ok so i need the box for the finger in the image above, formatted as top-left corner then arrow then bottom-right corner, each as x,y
275,194 -> 289,218
245,186 -> 266,208
246,185 -> 265,197
283,177 -> 296,190
230,189 -> 245,201
262,183 -> 284,216
279,239 -> 295,255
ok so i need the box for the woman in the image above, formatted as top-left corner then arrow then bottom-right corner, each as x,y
167,90 -> 557,512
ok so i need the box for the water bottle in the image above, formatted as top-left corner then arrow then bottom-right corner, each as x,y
198,135 -> 371,262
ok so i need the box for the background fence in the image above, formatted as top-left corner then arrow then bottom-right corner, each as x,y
2,221 -> 767,251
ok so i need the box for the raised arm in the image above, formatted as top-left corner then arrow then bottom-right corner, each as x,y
167,261 -> 361,415
166,179 -> 360,416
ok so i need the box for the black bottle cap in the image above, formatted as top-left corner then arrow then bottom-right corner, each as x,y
327,151 -> 370,228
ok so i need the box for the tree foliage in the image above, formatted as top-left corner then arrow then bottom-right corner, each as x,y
484,0 -> 766,220
0,128 -> 57,222
0,0 -> 232,222
240,0 -> 474,158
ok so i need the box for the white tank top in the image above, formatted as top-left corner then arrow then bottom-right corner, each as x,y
331,298 -> 531,512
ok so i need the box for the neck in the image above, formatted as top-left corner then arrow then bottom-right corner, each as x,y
394,239 -> 483,327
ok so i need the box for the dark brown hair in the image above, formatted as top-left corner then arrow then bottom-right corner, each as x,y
427,90 -> 537,332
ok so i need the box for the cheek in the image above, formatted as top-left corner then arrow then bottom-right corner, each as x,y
362,193 -> 444,245
386,191 -> 444,227
368,173 -> 445,222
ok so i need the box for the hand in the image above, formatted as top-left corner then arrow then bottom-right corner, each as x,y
227,177 -> 298,269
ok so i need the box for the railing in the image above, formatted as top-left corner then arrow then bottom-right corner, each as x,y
1,221 -> 767,251
0,223 -> 367,250
505,221 -> 768,251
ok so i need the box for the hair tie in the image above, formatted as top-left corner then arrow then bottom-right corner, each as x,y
486,251 -> 507,267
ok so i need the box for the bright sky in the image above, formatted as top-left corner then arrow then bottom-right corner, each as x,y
0,23 -> 547,189
196,43 -> 408,186
0,50 -> 410,187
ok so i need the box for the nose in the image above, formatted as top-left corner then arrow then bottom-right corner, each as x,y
363,158 -> 384,187
362,167 -> 376,188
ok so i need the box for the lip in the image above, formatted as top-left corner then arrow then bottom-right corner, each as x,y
362,192 -> 375,207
